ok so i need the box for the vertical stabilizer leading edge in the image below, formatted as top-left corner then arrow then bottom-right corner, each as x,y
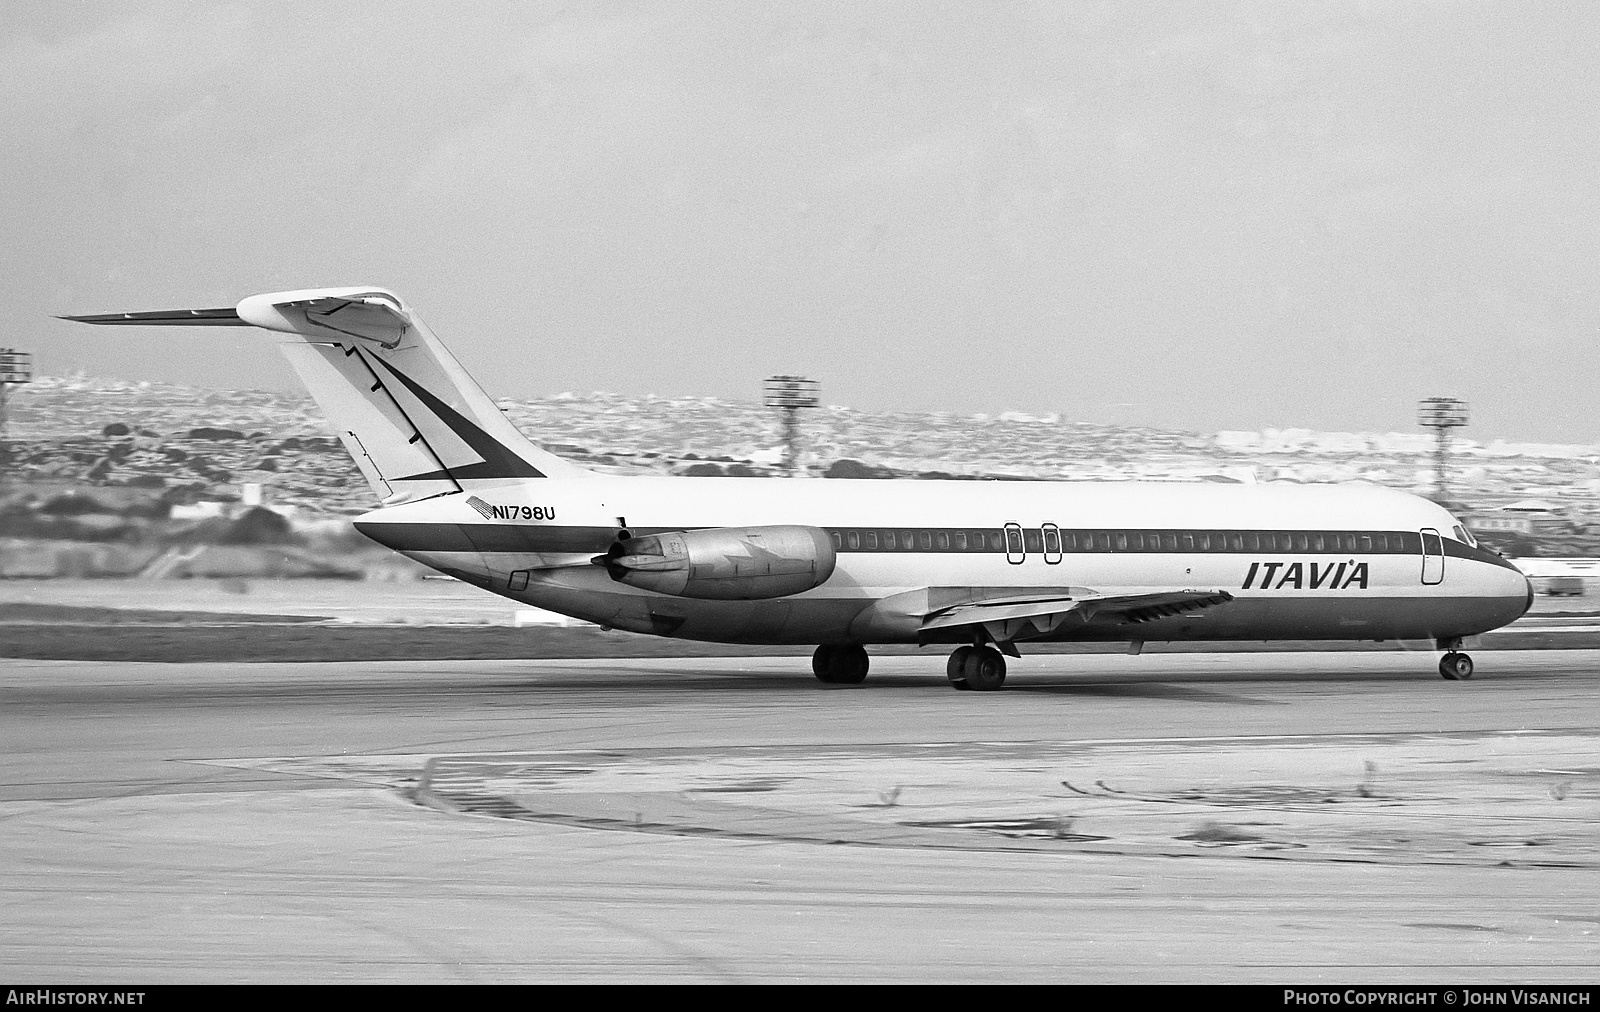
61,287 -> 591,504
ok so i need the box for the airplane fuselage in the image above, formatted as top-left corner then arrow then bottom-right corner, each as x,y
355,476 -> 1532,647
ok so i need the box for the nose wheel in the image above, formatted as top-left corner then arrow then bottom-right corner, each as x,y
812,644 -> 869,685
946,645 -> 1006,691
1439,652 -> 1474,681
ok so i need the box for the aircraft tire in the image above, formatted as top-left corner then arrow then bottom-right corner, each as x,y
812,645 -> 839,683
946,647 -> 974,689
833,645 -> 869,685
962,646 -> 1007,691
1439,652 -> 1473,681
814,644 -> 868,685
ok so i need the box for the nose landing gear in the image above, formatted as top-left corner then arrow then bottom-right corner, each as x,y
812,644 -> 869,685
1439,652 -> 1474,680
946,644 -> 1007,691
1436,638 -> 1474,680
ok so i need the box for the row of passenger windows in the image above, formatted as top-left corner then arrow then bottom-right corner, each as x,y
825,528 -> 1420,555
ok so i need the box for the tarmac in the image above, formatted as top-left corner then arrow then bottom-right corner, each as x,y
3,647 -> 1598,982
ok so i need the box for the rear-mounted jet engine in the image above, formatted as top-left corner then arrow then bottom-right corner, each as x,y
595,525 -> 837,600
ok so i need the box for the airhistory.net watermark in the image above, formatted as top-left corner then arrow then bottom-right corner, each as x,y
5,993 -> 145,1006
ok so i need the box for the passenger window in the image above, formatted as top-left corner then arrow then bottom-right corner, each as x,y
936,531 -> 949,550
1180,533 -> 1194,551
1244,533 -> 1258,552
902,531 -> 915,550
831,531 -> 842,550
1112,532 -> 1125,551
1006,527 -> 1024,553
1312,534 -> 1325,552
1294,533 -> 1309,552
885,531 -> 897,550
954,531 -> 967,551
1229,533 -> 1243,551
847,531 -> 860,550
865,531 -> 878,550
1024,528 -> 1042,553
1357,534 -> 1371,552
1043,527 -> 1060,554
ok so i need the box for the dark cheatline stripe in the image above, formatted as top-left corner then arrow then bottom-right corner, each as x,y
356,522 -> 639,554
827,528 -> 1428,555
366,355 -> 546,481
355,522 -> 1521,570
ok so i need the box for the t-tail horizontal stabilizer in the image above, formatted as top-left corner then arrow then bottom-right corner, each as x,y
61,287 -> 589,503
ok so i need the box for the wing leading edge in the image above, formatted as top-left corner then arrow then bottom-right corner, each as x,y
58,308 -> 249,326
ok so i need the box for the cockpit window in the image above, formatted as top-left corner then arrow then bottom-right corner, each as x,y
1453,524 -> 1477,547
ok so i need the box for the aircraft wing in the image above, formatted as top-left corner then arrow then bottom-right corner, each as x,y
921,589 -> 1234,649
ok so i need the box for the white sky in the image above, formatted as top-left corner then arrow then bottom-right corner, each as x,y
3,1 -> 1597,440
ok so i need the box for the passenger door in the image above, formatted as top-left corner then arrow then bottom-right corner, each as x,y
1420,528 -> 1444,585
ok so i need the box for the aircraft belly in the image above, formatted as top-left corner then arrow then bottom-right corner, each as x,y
1026,594 -> 1525,644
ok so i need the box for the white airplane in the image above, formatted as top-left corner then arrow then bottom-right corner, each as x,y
64,286 -> 1533,687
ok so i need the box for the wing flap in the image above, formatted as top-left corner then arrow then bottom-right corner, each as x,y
921,588 -> 1235,644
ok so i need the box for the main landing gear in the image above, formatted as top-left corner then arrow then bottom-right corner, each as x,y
946,645 -> 1007,691
1437,638 -> 1474,681
812,644 -> 869,685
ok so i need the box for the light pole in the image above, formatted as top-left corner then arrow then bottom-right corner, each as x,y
0,348 -> 33,477
1417,397 -> 1469,504
763,375 -> 819,477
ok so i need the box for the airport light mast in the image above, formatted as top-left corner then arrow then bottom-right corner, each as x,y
0,348 -> 32,474
764,375 -> 820,477
1417,396 -> 1469,505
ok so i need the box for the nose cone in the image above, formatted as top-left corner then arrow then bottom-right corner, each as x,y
1519,572 -> 1535,618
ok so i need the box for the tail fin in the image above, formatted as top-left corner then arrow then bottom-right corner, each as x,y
62,286 -> 589,503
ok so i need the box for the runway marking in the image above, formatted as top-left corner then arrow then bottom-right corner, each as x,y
193,728 -> 1600,868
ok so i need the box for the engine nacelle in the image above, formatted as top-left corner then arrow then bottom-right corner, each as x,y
596,525 -> 837,600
